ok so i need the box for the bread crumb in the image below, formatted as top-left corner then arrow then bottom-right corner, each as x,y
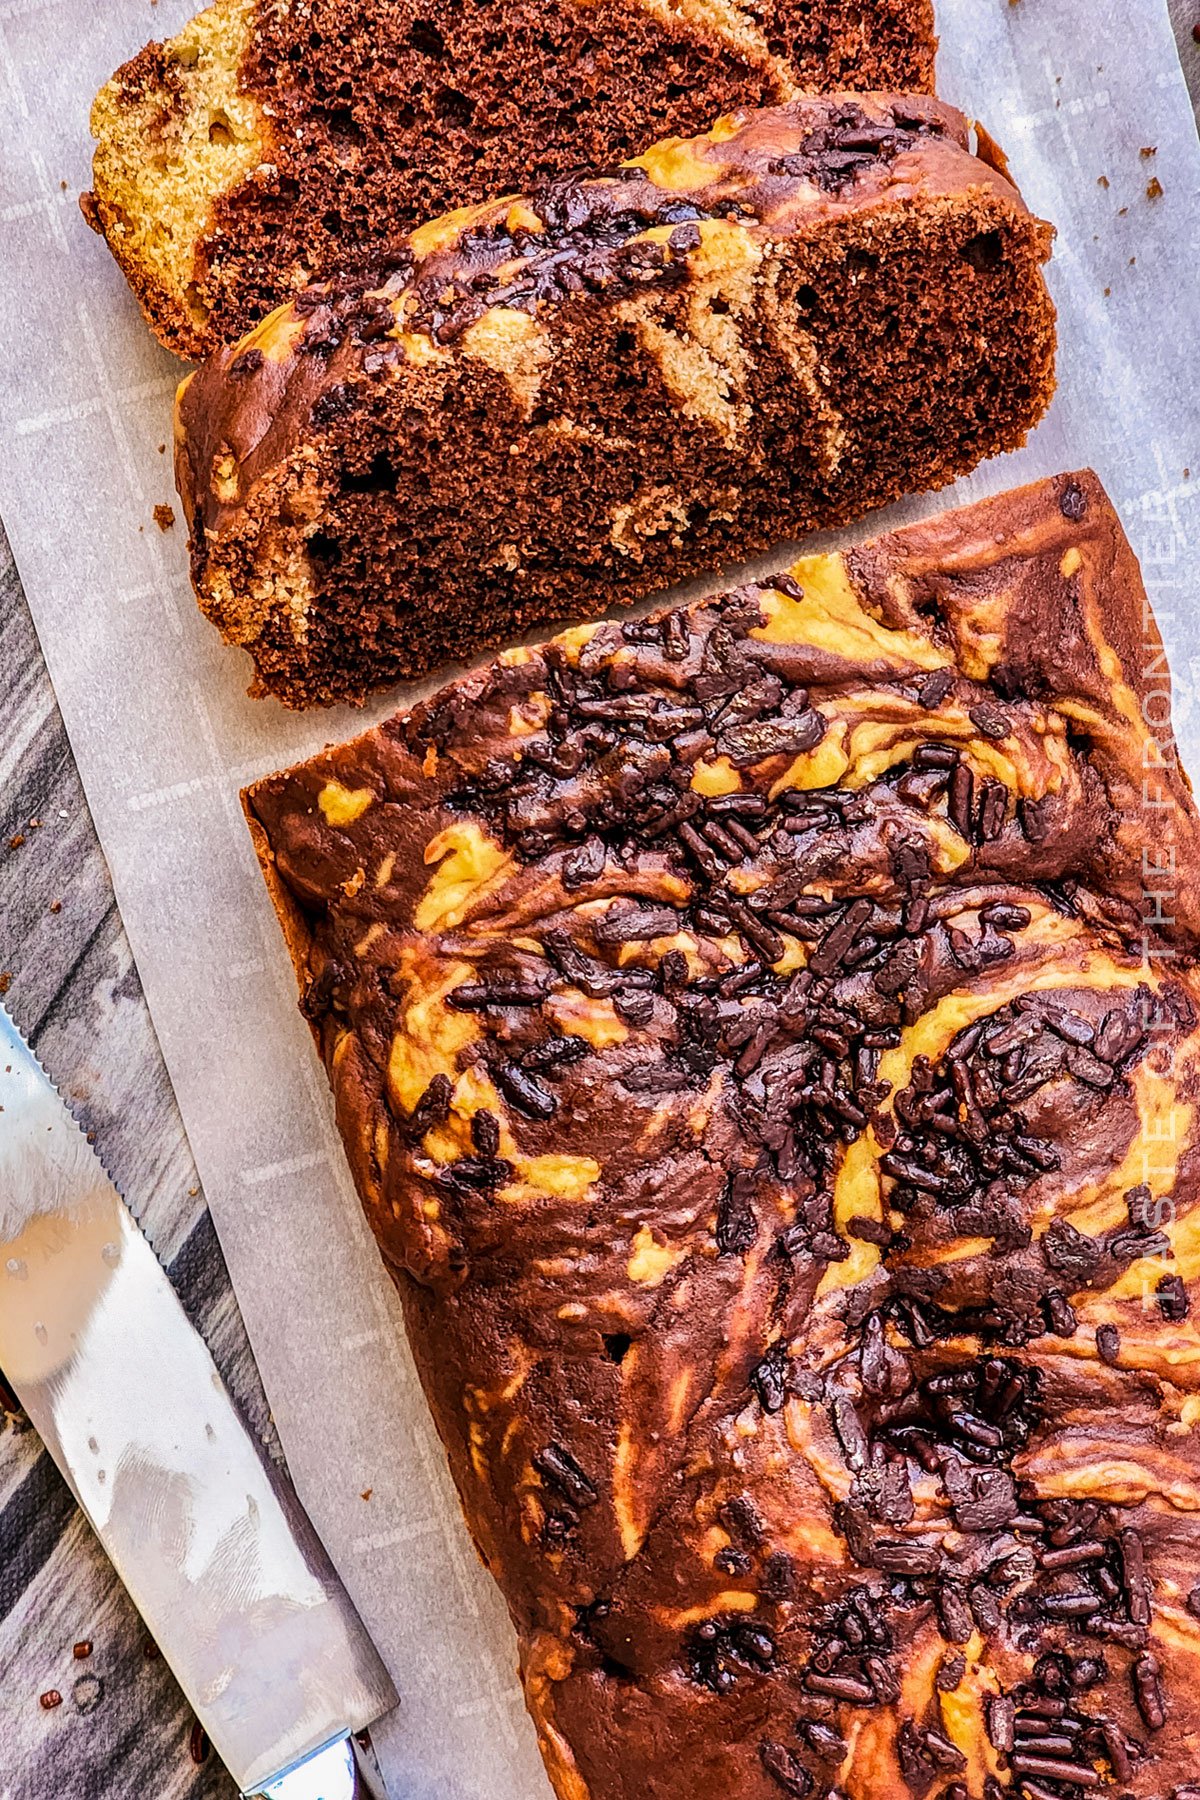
8,834 -> 24,851
153,503 -> 176,531
158,443 -> 166,455
73,1642 -> 93,1660
361,1488 -> 373,1501
1097,175 -> 1109,188
49,899 -> 62,915
1146,177 -> 1164,200
39,1691 -> 62,1711
1140,146 -> 1157,158
0,973 -> 12,996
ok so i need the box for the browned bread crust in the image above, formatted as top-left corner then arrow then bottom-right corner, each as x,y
175,93 -> 1057,709
245,471 -> 1200,1800
88,0 -> 937,360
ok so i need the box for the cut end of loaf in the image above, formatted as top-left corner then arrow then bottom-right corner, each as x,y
88,0 -> 266,360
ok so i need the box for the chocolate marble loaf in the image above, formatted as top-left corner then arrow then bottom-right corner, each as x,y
175,93 -> 1056,709
87,0 -> 937,360
245,471 -> 1200,1800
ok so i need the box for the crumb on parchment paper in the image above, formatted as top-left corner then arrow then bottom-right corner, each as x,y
153,503 -> 175,531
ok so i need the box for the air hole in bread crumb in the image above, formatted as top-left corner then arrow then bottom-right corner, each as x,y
184,282 -> 211,326
435,87 -> 474,126
341,452 -> 398,495
962,231 -> 1003,271
328,106 -> 365,143
308,530 -> 342,568
408,19 -> 446,58
603,1333 -> 632,1365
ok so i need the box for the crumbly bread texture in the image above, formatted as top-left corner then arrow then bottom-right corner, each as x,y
88,0 -> 937,359
246,471 -> 1200,1800
175,94 -> 1057,710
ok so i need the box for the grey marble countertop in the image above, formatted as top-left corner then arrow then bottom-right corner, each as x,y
1,9 -> 1197,1797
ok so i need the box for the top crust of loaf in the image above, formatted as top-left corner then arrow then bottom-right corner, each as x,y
87,0 -> 937,359
243,469 -> 1200,1800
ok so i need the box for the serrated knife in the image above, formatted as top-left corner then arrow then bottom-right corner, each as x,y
0,1005 -> 397,1798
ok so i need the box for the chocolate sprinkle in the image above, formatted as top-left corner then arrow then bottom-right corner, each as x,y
533,1444 -> 599,1508
760,1742 -> 813,1798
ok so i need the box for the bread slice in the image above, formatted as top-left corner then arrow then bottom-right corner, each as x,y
243,469 -> 1200,1800
175,94 -> 1056,710
87,0 -> 937,360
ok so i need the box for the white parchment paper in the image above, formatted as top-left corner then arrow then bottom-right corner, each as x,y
2,3 -> 1199,1794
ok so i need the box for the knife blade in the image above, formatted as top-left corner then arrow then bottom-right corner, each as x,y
0,1004 -> 397,1796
